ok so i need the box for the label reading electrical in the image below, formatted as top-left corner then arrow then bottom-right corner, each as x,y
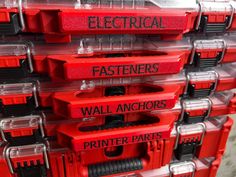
88,16 -> 165,29
83,132 -> 162,150
80,100 -> 167,117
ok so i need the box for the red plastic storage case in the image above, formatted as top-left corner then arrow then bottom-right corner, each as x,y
0,116 -> 232,177
0,0 -> 236,42
1,63 -> 236,118
1,34 -> 236,81
0,91 -> 235,144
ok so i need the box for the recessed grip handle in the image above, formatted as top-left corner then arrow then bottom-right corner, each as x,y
88,158 -> 143,177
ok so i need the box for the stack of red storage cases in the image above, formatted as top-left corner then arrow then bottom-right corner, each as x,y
0,0 -> 236,177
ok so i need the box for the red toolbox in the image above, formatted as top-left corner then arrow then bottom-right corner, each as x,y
0,0 -> 236,42
1,63 -> 236,118
0,116 -> 232,177
0,91 -> 235,143
1,34 -> 236,81
0,78 -> 180,118
56,116 -> 233,160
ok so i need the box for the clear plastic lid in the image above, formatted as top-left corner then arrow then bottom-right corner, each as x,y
0,62 -> 236,95
208,116 -> 228,129
1,0 -> 199,9
38,77 -> 143,92
0,34 -> 190,56
2,33 -> 236,56
148,62 -> 236,85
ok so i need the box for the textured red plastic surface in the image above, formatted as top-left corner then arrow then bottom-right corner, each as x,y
57,112 -> 176,151
0,56 -> 24,68
0,5 -> 236,42
47,53 -> 187,81
2,36 -> 236,81
57,116 -> 233,160
52,84 -> 179,119
0,117 -> 230,177
2,89 -> 236,145
0,7 -> 198,41
0,93 -> 32,105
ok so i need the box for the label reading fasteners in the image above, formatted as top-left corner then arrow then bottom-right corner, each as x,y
92,64 -> 159,77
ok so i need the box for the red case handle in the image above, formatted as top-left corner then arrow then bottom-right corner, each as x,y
58,9 -> 188,34
52,85 -> 180,119
47,54 -> 184,81
57,114 -> 176,151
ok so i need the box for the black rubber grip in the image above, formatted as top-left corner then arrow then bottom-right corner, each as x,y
88,158 -> 143,177
105,86 -> 125,96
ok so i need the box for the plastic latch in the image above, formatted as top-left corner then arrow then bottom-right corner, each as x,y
0,83 -> 38,117
185,71 -> 219,98
196,0 -> 234,32
169,161 -> 196,177
0,43 -> 34,73
180,98 -> 212,124
4,143 -> 49,174
0,82 -> 38,106
174,123 -> 206,160
190,39 -> 226,68
0,115 -> 44,142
